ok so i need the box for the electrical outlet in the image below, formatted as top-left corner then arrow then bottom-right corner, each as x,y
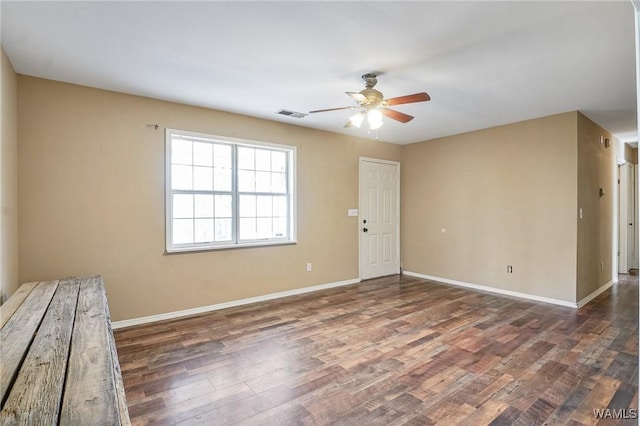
507,265 -> 513,273
306,263 -> 312,272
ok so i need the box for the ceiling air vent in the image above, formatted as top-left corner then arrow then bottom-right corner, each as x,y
277,109 -> 307,119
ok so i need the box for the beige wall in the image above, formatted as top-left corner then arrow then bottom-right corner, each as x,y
576,112 -> 615,300
401,112 -> 579,303
17,76 -> 402,321
0,47 -> 19,303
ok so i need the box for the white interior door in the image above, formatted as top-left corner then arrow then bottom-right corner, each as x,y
359,158 -> 400,280
619,164 -> 628,274
631,164 -> 640,269
627,164 -> 638,269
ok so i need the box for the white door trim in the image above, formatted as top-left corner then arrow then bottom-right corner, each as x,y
358,157 -> 401,280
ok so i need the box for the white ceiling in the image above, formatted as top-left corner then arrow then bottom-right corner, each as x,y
1,1 -> 637,145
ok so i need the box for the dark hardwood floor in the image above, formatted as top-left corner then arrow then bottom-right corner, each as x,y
114,274 -> 638,425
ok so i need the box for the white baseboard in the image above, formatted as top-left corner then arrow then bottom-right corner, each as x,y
113,274 -> 616,329
576,280 -> 614,308
403,271 -> 578,308
112,278 -> 360,329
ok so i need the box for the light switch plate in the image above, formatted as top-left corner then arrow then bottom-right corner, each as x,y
348,209 -> 358,217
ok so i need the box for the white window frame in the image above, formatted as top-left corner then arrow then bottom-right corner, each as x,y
165,129 -> 297,253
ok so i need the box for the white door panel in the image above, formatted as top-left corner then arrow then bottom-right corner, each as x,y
628,164 -> 638,269
360,159 -> 399,279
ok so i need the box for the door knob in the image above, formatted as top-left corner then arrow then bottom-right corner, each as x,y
363,228 -> 368,233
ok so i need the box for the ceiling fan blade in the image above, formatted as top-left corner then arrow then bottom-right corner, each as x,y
346,92 -> 367,103
381,108 -> 414,123
384,92 -> 431,106
309,106 -> 358,114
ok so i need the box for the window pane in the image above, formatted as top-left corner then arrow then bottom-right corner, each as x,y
171,139 -> 192,165
171,165 -> 193,190
215,218 -> 232,241
255,149 -> 271,171
194,219 -> 214,243
239,218 -> 256,240
173,194 -> 193,218
271,151 -> 286,172
238,170 -> 255,192
239,195 -> 256,218
274,217 -> 287,238
215,195 -> 232,218
272,172 -> 287,193
173,219 -> 193,244
238,147 -> 255,170
255,171 -> 271,193
214,167 -> 232,192
194,194 -> 213,218
193,166 -> 213,191
214,144 -> 232,168
256,196 -> 272,217
256,218 -> 272,239
273,196 -> 287,217
193,142 -> 213,166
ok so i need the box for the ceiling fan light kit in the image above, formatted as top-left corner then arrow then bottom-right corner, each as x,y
367,108 -> 384,130
310,73 -> 430,132
347,111 -> 365,128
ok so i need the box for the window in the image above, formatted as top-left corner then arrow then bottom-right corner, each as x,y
166,129 -> 296,252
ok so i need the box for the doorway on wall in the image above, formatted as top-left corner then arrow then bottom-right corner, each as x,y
359,158 -> 400,280
618,161 -> 638,274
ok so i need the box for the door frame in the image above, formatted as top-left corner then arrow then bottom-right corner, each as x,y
358,157 -> 401,280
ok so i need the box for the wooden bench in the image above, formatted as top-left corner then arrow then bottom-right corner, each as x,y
0,276 -> 130,425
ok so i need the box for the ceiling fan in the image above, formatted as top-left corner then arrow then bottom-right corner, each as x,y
309,73 -> 430,130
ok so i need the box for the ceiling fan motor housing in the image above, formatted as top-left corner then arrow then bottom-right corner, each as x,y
360,88 -> 384,107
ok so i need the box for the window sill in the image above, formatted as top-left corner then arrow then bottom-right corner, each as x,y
164,240 -> 298,255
